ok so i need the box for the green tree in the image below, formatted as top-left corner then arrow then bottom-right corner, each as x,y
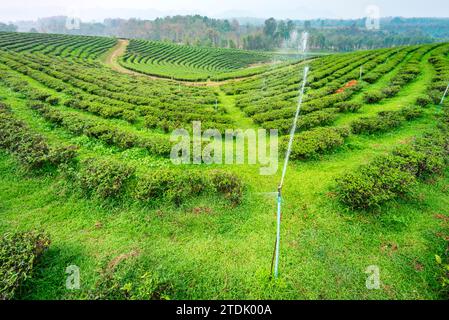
264,18 -> 277,37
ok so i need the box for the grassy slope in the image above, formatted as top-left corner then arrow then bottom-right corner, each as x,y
1,117 -> 447,299
0,43 -> 448,300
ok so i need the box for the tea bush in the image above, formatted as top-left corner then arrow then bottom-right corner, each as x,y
209,170 -> 245,206
381,85 -> 401,98
281,127 -> 350,160
400,105 -> 423,121
0,230 -> 51,300
334,101 -> 362,113
336,131 -> 449,210
135,169 -> 244,206
0,102 -> 77,170
364,90 -> 386,104
78,158 -> 135,199
30,102 -> 171,156
350,110 -> 405,134
415,94 -> 433,107
336,155 -> 417,209
134,169 -> 198,205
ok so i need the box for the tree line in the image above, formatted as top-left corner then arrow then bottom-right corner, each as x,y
8,15 -> 449,52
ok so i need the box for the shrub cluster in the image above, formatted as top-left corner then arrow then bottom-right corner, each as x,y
336,131 -> 449,209
334,101 -> 362,113
415,94 -> 433,107
427,48 -> 449,104
350,106 -> 422,135
30,101 -> 172,157
0,230 -> 51,300
364,90 -> 386,104
78,158 -> 135,199
0,102 -> 77,170
262,108 -> 338,134
209,170 -> 245,206
281,127 -> 350,160
135,169 -> 244,206
74,157 -> 245,205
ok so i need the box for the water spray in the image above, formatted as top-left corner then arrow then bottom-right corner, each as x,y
440,83 -> 449,106
271,31 -> 310,279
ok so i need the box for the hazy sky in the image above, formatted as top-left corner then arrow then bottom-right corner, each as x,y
1,0 -> 449,22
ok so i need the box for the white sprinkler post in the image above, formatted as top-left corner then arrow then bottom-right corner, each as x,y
273,32 -> 310,279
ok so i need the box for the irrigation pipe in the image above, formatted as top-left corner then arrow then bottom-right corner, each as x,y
271,32 -> 310,279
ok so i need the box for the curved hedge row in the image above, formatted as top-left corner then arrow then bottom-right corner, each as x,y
29,101 -> 172,157
350,106 -> 423,135
0,47 -> 232,131
121,39 -> 271,81
0,102 -> 78,170
76,157 -> 245,206
0,31 -> 116,60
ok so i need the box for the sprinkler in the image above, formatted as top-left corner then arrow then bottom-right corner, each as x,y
271,32 -> 310,279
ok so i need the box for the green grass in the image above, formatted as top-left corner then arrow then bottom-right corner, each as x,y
1,112 -> 448,299
216,87 -> 256,129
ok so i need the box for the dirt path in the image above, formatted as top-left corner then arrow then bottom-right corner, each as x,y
103,39 -> 140,76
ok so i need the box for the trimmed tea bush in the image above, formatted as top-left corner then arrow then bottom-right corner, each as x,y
135,169 -> 243,205
350,111 -> 403,134
336,131 -> 449,210
415,94 -> 433,107
78,158 -> 135,199
364,90 -> 386,104
209,170 -> 245,206
0,102 -> 77,170
0,230 -> 51,300
381,85 -> 401,98
400,105 -> 423,121
297,108 -> 338,131
335,101 -> 362,113
134,169 -> 208,205
282,127 -> 350,160
336,155 -> 417,209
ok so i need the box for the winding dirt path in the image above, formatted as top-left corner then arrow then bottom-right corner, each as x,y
103,39 -> 140,76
